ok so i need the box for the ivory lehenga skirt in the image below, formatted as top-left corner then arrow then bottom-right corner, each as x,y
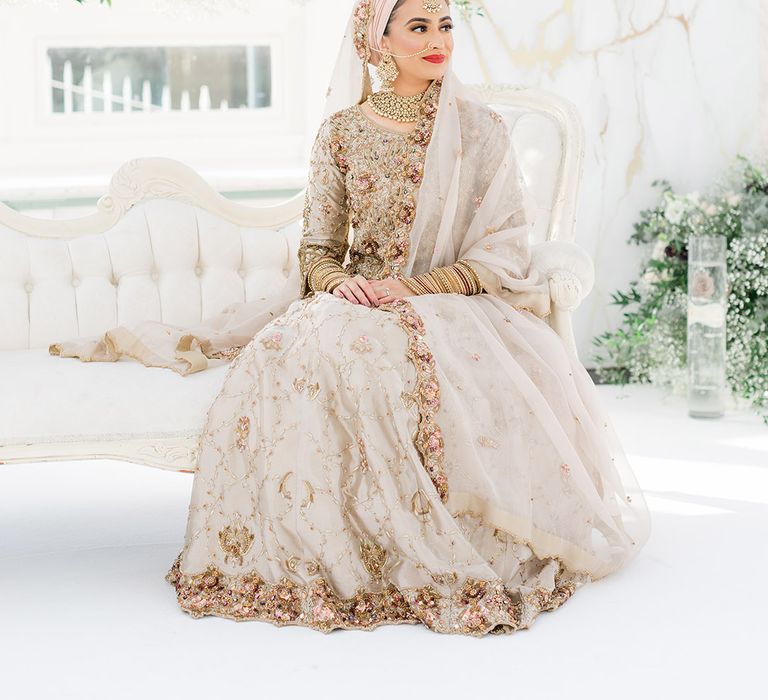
165,290 -> 649,636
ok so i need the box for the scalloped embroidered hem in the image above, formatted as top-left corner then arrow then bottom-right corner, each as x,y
164,553 -> 586,636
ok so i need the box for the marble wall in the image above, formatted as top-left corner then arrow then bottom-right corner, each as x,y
449,0 -> 767,362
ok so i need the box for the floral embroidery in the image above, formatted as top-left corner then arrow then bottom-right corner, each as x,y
306,560 -> 321,576
352,0 -> 372,61
355,173 -> 378,194
235,416 -> 250,451
298,78 -> 440,286
384,79 -> 441,277
398,197 -> 416,226
331,144 -> 350,176
217,523 -> 255,566
165,554 -> 580,636
292,377 -> 320,399
405,161 -> 423,184
379,298 -> 448,502
359,537 -> 387,580
260,332 -> 282,350
351,334 -> 373,353
477,435 -> 498,449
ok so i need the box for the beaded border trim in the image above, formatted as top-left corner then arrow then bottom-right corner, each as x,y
165,553 -> 579,636
377,297 -> 448,501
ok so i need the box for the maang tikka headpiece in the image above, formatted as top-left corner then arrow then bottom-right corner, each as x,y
423,0 -> 442,12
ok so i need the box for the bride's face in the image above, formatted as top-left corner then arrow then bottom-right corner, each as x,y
381,0 -> 454,83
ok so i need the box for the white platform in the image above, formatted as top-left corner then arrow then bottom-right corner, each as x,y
0,383 -> 763,700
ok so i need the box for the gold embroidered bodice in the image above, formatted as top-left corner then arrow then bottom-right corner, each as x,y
297,92 -> 436,298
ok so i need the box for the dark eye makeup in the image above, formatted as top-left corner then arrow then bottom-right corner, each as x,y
412,23 -> 453,32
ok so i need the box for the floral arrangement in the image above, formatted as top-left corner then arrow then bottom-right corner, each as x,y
592,154 -> 768,424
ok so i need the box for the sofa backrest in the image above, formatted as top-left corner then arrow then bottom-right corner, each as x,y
475,84 -> 584,246
0,200 -> 301,351
0,86 -> 583,350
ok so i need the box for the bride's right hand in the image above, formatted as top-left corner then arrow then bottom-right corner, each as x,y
332,275 -> 380,307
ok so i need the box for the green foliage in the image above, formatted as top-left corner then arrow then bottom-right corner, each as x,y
592,155 -> 768,424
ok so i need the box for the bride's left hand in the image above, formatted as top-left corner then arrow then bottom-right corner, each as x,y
332,276 -> 415,304
370,277 -> 415,303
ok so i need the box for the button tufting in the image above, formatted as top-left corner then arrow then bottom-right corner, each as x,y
72,277 -> 80,287
194,266 -> 202,276
24,282 -> 33,293
238,269 -> 247,278
151,271 -> 159,281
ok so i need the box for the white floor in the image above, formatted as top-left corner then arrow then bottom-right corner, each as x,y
1,384 -> 764,700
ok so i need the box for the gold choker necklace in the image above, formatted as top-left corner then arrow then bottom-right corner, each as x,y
367,88 -> 427,123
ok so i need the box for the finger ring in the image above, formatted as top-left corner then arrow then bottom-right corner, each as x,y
384,287 -> 391,296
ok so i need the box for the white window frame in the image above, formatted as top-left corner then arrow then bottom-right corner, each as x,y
35,34 -> 294,139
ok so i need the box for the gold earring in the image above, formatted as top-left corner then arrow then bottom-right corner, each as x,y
376,52 -> 399,90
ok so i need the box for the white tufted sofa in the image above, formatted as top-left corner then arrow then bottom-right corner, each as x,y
0,86 -> 594,472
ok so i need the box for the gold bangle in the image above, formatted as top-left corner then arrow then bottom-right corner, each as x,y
434,266 -> 456,293
454,260 -> 482,295
401,277 -> 423,295
452,265 -> 470,294
325,274 -> 351,292
419,273 -> 440,294
454,263 -> 476,295
308,257 -> 347,292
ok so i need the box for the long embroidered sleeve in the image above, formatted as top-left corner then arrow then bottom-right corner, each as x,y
297,118 -> 351,299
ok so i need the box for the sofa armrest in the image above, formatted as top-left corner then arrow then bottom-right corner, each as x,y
530,239 -> 594,311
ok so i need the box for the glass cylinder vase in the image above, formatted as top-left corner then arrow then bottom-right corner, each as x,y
687,234 -> 727,418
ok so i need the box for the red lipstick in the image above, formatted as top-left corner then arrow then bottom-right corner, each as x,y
422,54 -> 446,64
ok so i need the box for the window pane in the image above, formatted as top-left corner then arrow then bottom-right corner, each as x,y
47,45 -> 272,113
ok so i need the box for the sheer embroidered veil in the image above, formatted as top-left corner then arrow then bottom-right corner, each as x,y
49,0 -> 550,375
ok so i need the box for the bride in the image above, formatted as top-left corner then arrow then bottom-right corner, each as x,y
50,0 -> 651,636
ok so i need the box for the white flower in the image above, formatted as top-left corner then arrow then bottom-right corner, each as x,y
726,192 -> 742,207
642,269 -> 661,284
703,203 -> 719,216
651,239 -> 667,261
665,198 -> 687,224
